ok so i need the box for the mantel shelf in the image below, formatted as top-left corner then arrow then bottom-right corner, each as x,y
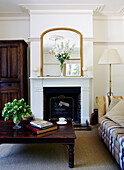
30,76 -> 94,79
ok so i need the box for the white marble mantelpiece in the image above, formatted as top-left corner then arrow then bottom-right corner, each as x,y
30,77 -> 94,124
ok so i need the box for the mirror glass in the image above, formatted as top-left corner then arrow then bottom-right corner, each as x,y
41,28 -> 83,77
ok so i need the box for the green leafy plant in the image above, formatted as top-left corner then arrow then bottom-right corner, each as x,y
2,98 -> 32,124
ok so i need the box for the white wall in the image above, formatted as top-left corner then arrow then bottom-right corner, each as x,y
93,18 -> 124,108
0,18 -> 29,41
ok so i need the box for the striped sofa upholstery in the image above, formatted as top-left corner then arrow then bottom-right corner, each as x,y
96,96 -> 124,170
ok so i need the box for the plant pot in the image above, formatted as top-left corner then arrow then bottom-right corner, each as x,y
13,122 -> 21,129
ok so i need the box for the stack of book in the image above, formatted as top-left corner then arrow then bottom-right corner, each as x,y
26,120 -> 58,135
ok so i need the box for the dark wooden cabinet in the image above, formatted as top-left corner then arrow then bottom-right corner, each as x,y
0,40 -> 28,119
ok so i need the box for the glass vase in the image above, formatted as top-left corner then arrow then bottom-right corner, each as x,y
13,122 -> 21,129
60,62 -> 64,77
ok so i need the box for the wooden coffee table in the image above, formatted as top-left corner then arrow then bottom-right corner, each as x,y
0,120 -> 76,168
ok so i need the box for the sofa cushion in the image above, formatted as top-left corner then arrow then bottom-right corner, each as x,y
107,98 -> 120,112
105,100 -> 124,127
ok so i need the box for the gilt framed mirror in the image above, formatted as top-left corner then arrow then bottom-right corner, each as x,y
41,28 -> 83,77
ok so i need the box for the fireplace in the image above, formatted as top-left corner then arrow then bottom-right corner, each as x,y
30,77 -> 93,124
44,87 -> 81,123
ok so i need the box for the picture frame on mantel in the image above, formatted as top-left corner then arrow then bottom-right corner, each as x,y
40,28 -> 83,77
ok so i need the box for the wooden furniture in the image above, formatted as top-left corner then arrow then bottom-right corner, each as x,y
0,120 -> 76,168
0,40 -> 28,119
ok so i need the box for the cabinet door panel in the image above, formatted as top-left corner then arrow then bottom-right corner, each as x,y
10,46 -> 19,78
0,90 -> 20,119
0,47 -> 8,78
0,44 -> 20,79
0,82 -> 19,88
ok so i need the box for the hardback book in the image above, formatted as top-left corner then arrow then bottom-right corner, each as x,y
30,120 -> 53,129
26,124 -> 58,135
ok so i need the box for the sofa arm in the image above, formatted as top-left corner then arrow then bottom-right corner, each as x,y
96,96 -> 124,120
96,96 -> 110,119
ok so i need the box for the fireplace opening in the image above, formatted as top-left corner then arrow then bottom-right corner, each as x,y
43,87 -> 81,123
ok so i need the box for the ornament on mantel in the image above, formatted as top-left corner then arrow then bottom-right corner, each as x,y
82,66 -> 88,77
33,67 -> 39,76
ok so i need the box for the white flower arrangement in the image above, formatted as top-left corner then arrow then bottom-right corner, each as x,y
49,40 -> 75,64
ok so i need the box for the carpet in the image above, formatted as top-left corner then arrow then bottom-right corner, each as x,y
0,126 -> 120,170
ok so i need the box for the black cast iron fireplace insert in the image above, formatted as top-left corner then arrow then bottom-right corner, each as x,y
43,87 -> 81,123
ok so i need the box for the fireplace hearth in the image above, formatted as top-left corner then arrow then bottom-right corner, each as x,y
44,87 -> 81,123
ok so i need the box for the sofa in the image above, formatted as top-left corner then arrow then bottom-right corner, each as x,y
96,96 -> 124,170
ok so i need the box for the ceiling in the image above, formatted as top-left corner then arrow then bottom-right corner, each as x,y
0,0 -> 124,17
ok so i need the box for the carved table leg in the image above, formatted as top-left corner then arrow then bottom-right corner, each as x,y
68,144 -> 74,168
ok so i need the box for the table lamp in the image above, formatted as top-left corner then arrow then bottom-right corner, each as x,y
98,49 -> 122,96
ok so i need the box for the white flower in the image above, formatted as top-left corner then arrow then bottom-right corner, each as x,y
49,40 -> 75,57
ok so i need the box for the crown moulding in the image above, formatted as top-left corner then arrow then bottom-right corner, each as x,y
120,6 -> 124,16
0,4 -> 124,18
19,4 -> 124,17
94,5 -> 124,17
19,4 -> 105,14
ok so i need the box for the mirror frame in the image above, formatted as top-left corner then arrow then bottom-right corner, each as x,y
41,27 -> 83,77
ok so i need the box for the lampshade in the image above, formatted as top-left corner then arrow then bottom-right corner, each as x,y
98,49 -> 122,65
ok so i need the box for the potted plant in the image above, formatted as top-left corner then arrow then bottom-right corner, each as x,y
2,98 -> 32,129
